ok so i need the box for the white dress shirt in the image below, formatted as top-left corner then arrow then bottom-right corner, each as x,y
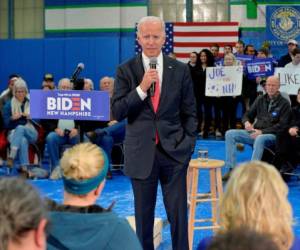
136,52 -> 163,100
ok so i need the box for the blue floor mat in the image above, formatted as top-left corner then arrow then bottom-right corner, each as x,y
2,139 -> 300,250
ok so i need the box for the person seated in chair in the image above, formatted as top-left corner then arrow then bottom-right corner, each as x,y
274,87 -> 300,175
93,77 -> 126,179
224,76 -> 290,175
46,78 -> 80,179
3,78 -> 38,172
46,143 -> 142,250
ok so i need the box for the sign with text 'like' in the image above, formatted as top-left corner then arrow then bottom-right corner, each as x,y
275,68 -> 300,95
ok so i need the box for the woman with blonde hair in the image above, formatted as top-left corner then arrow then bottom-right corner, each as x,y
46,143 -> 142,250
197,161 -> 300,250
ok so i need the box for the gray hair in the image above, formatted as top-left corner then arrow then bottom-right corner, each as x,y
137,16 -> 165,36
13,78 -> 28,95
84,78 -> 94,90
58,78 -> 73,90
0,177 -> 47,249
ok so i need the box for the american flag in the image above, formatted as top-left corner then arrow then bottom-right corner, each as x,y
135,22 -> 239,63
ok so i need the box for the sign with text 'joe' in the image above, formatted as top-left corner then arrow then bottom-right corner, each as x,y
30,90 -> 110,121
205,66 -> 243,97
275,68 -> 300,95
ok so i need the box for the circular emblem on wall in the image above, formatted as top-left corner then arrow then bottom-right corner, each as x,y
270,7 -> 300,41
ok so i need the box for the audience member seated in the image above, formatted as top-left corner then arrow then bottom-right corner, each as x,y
224,76 -> 290,176
41,73 -> 55,90
79,78 -> 107,137
197,161 -> 300,250
0,177 -> 47,250
3,78 -> 38,172
93,76 -> 126,179
46,78 -> 80,179
46,143 -> 142,250
83,78 -> 94,90
274,87 -> 300,174
206,227 -> 279,250
39,80 -> 57,156
0,75 -> 19,165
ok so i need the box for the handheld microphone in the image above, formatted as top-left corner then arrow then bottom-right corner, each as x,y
149,57 -> 157,97
70,63 -> 84,83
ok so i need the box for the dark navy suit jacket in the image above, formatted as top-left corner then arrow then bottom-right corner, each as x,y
112,54 -> 197,179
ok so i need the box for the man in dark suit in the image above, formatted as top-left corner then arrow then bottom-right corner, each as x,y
112,16 -> 197,250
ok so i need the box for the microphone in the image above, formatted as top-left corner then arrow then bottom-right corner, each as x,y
149,57 -> 157,97
70,63 -> 84,83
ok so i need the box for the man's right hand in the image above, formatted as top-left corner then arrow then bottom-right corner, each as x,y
244,121 -> 254,131
139,69 -> 159,93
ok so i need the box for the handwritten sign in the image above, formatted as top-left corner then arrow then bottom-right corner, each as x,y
275,67 -> 300,95
30,90 -> 110,120
206,66 -> 243,97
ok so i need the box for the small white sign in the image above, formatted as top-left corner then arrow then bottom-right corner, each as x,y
205,66 -> 243,97
275,67 -> 300,95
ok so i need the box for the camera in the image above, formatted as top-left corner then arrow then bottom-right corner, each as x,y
64,129 -> 71,137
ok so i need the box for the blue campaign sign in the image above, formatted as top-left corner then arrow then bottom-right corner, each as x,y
246,58 -> 274,80
266,6 -> 300,47
30,90 -> 110,121
235,54 -> 253,72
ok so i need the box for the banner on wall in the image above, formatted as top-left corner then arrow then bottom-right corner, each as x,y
205,66 -> 243,97
274,68 -> 300,95
266,6 -> 300,47
30,90 -> 110,121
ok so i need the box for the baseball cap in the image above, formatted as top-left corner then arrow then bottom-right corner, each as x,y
44,73 -> 54,81
288,39 -> 298,45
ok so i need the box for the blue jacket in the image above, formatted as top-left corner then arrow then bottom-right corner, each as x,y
47,201 -> 142,250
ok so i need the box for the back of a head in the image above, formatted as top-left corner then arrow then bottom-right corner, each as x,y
208,227 -> 279,250
60,143 -> 109,196
0,177 -> 46,250
220,161 -> 293,250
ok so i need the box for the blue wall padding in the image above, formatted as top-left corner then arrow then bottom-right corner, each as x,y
0,35 -> 136,91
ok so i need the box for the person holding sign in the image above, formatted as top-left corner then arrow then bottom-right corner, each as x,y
225,76 -> 291,175
221,53 -> 241,133
284,48 -> 300,107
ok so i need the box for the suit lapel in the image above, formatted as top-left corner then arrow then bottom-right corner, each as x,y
158,55 -> 174,112
134,54 -> 145,87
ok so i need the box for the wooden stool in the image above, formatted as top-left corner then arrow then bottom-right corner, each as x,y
188,159 -> 225,249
